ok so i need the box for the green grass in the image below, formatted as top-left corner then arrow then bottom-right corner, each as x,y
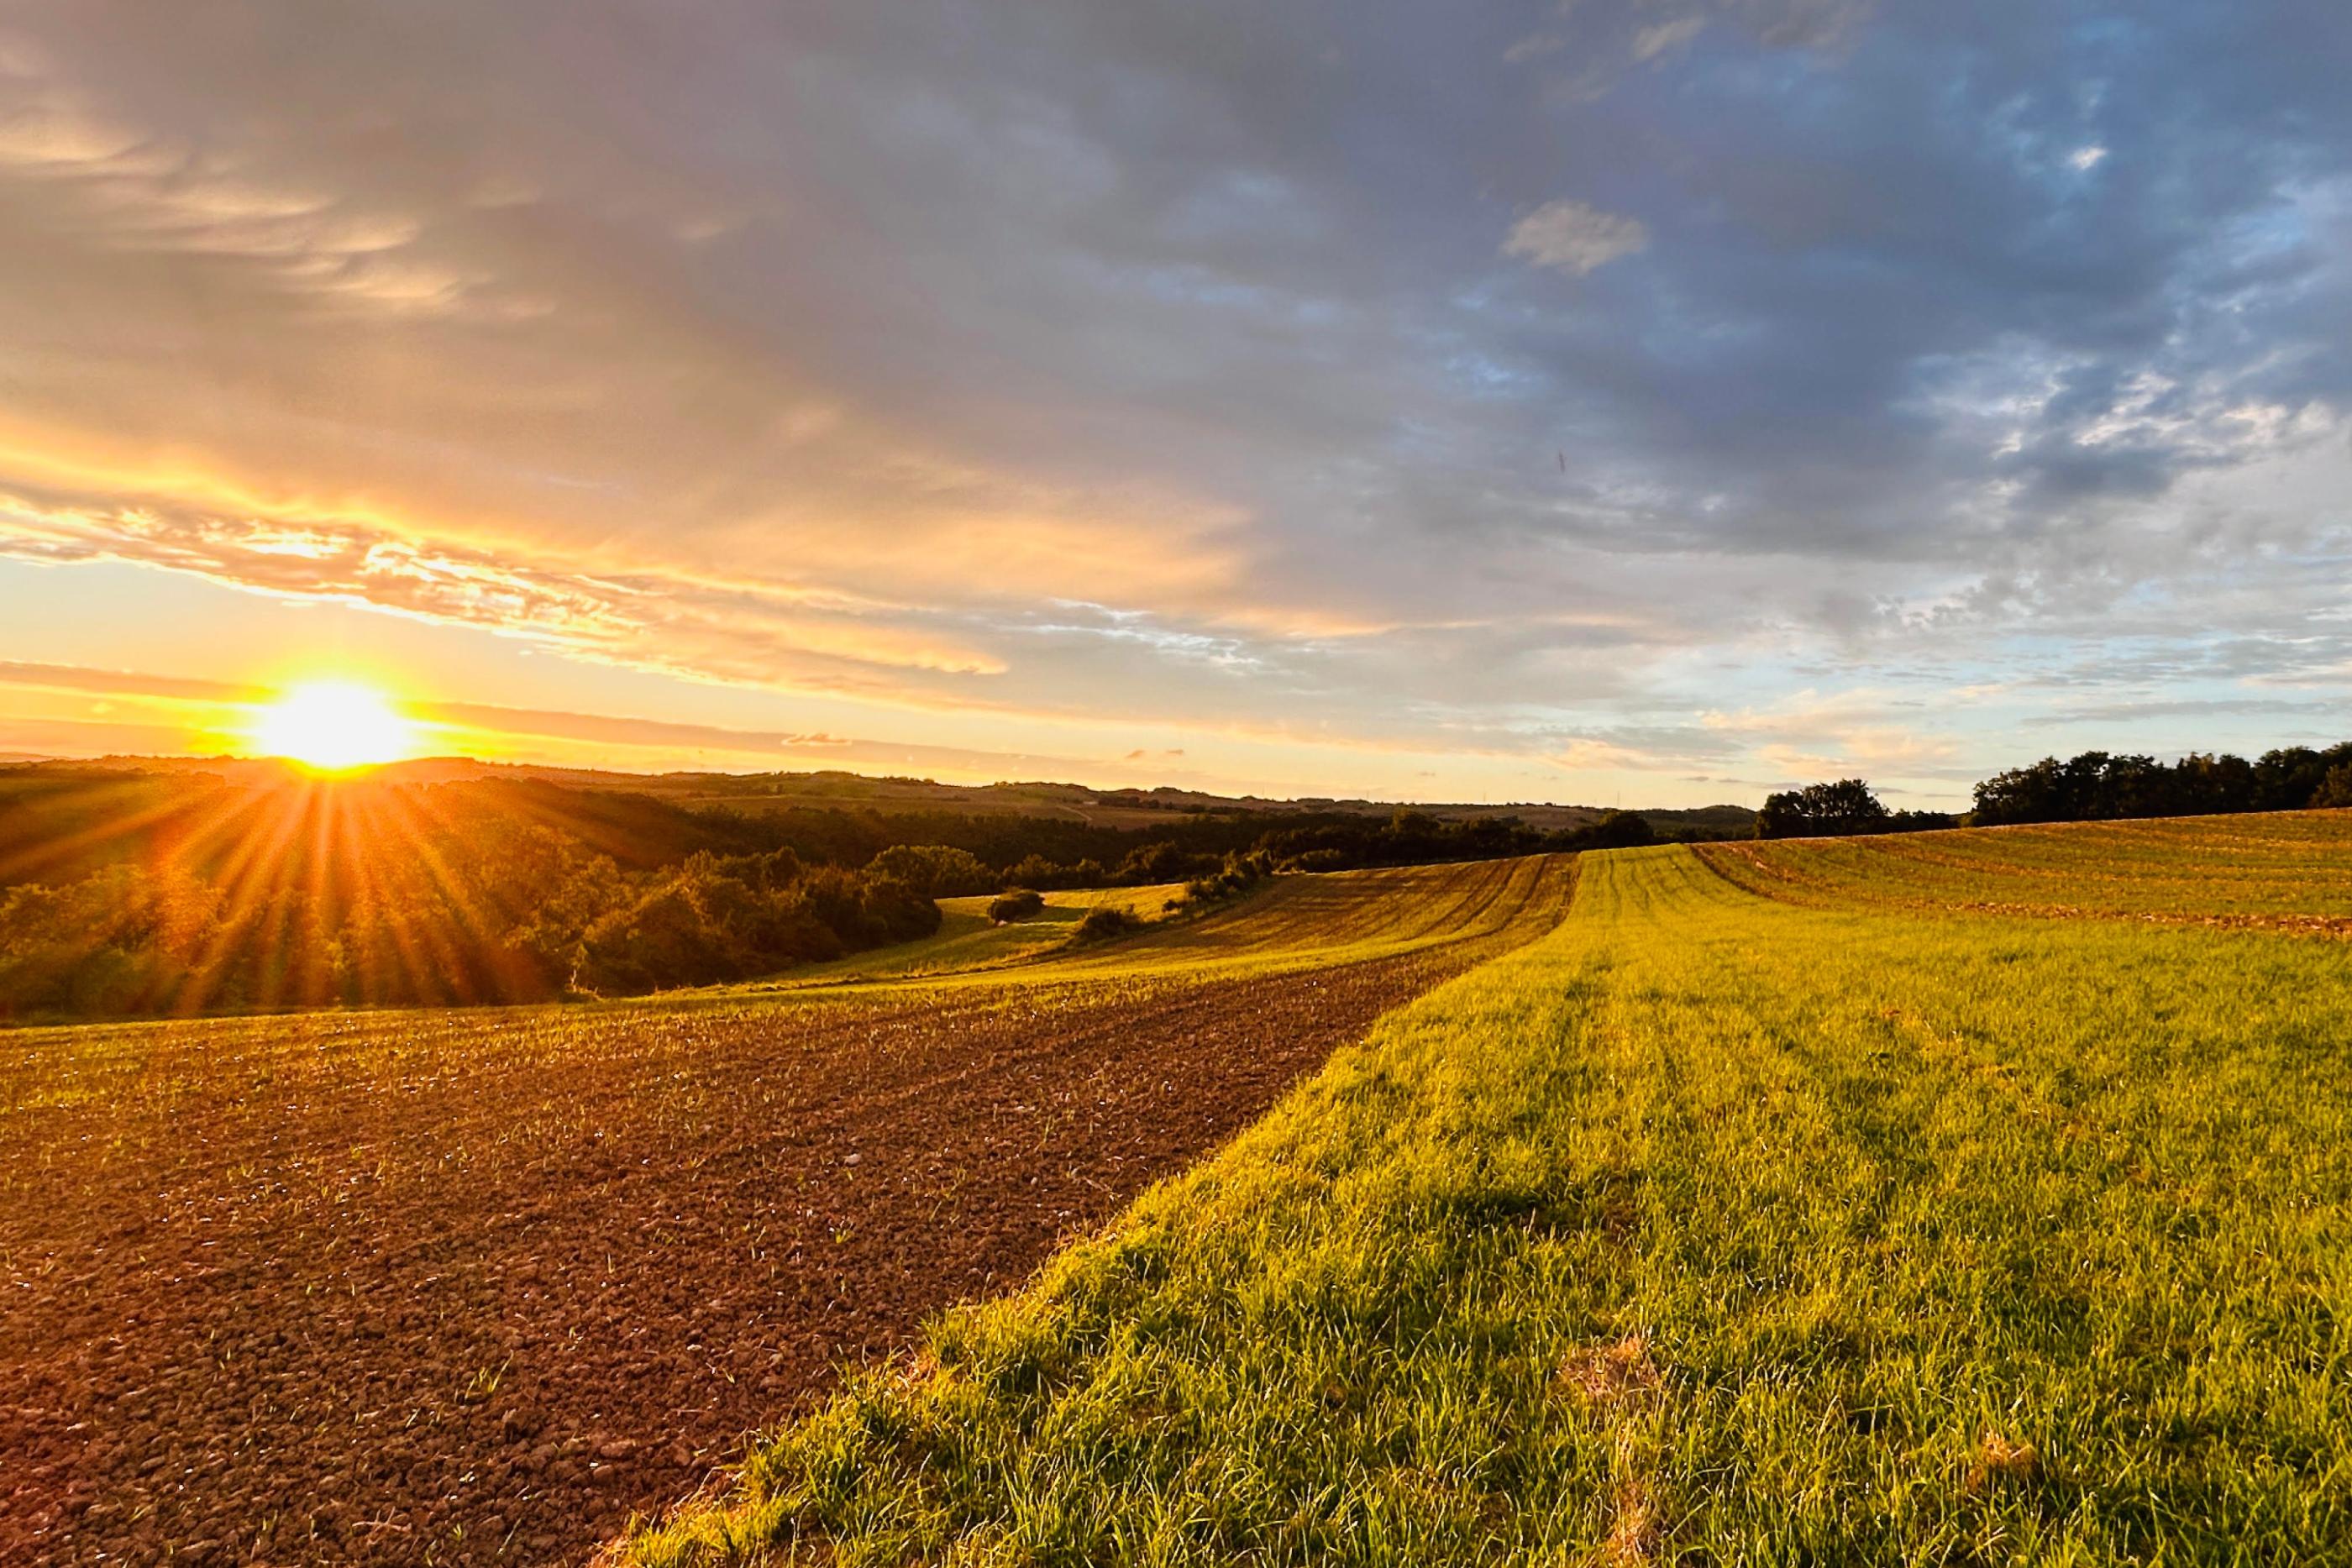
735,857 -> 1577,998
761,883 -> 1192,986
624,830 -> 2352,1566
1698,810 -> 2352,924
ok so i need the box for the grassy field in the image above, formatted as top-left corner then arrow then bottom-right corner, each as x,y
626,822 -> 2352,1565
751,857 -> 1576,994
1696,810 -> 2352,927
762,883 -> 1191,985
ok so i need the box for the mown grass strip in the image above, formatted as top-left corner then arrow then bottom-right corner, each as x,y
622,842 -> 2352,1565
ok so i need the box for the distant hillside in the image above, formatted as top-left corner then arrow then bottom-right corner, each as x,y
576,768 -> 1757,836
0,763 -> 765,892
638,770 -> 1756,838
43,753 -> 1756,839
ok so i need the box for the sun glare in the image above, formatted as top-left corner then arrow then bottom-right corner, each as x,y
252,681 -> 420,772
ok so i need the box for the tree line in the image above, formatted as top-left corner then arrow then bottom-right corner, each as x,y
1970,744 -> 2352,826
1757,741 -> 2352,837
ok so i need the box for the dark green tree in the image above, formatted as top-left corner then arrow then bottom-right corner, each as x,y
1756,779 -> 1891,839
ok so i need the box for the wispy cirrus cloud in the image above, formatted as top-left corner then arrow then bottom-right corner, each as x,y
0,486 -> 1006,690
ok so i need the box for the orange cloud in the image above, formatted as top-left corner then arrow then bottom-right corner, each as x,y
0,485 -> 1010,689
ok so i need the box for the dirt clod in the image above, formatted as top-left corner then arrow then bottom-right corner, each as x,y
1555,1335 -> 1661,1404
1963,1429 -> 2040,1494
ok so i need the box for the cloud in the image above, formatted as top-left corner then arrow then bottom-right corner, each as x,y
1703,688 -> 1971,780
1502,199 -> 1651,276
1631,18 -> 1706,61
0,659 -> 258,705
0,485 -> 1013,695
0,83 -> 500,320
1549,737 -> 1674,771
0,1 -> 2348,802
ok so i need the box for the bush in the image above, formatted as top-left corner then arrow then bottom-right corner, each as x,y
1074,905 -> 1139,943
1180,849 -> 1273,905
859,873 -> 945,945
987,889 -> 1047,923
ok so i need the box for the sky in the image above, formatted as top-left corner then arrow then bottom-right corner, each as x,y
0,1 -> 2346,809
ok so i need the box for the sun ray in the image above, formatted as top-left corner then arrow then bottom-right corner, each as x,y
370,784 -> 535,1004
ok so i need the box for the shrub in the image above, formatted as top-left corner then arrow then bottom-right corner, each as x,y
1074,905 -> 1139,943
573,853 -> 937,995
1182,850 -> 1271,905
987,889 -> 1047,923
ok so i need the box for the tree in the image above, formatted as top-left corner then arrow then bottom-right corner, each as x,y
1006,853 -> 1074,890
1755,779 -> 1890,839
865,844 -> 992,898
1971,748 -> 2300,826
1972,757 -> 2069,826
1114,841 -> 1215,886
1580,811 -> 1656,851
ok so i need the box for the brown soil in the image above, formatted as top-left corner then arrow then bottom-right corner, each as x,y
1,949 -> 1478,1565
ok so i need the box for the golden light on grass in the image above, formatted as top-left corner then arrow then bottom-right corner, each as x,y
250,680 -> 420,771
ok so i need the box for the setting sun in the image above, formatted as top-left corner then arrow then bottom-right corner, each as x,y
250,680 -> 420,771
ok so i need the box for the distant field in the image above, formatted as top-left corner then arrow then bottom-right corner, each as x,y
766,883 -> 1190,984
755,857 -> 1576,994
1696,809 -> 2352,928
631,821 -> 2352,1566
1068,856 -> 1574,977
0,857 -> 1572,1565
